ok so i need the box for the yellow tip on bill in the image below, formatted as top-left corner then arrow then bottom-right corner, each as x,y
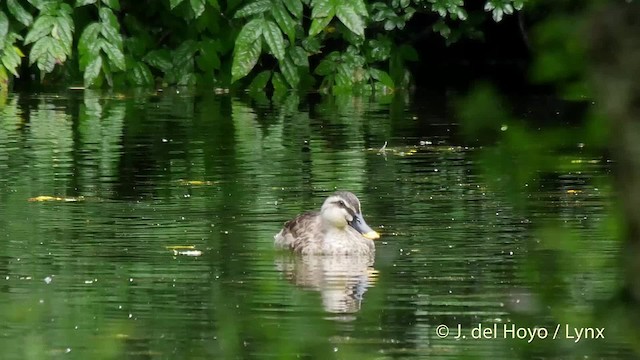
363,231 -> 380,240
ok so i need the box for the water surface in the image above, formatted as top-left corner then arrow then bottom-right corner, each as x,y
0,91 -> 622,359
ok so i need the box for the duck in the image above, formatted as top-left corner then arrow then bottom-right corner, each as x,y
274,191 -> 380,255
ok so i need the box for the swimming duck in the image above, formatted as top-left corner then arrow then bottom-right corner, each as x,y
274,191 -> 380,255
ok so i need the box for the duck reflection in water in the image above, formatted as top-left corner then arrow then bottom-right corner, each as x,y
274,254 -> 378,314
274,191 -> 381,313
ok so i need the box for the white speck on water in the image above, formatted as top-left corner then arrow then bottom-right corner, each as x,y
434,169 -> 438,172
501,124 -> 508,131
39,299 -> 44,304
118,305 -> 122,309
129,278 -> 134,282
509,251 -> 513,256
162,138 -> 168,143
84,280 -> 93,284
44,276 -> 52,284
181,216 -> 185,220
65,348 -> 71,353
334,347 -> 339,352
129,314 -> 133,319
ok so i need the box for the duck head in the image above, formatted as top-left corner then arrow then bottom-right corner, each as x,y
320,191 -> 380,240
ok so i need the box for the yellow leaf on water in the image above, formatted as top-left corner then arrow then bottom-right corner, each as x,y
28,196 -> 85,202
165,245 -> 196,250
176,179 -> 216,186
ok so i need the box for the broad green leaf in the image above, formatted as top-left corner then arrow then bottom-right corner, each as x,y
197,39 -> 220,71
336,4 -> 364,36
102,0 -> 120,10
7,0 -> 34,26
128,60 -> 154,86
78,22 -> 101,56
1,45 -> 23,76
84,54 -> 102,86
314,58 -> 335,75
233,0 -> 271,18
309,15 -> 333,36
190,0 -> 206,18
311,0 -> 333,18
0,11 -> 8,40
279,56 -> 299,87
248,70 -> 272,92
143,49 -> 173,72
352,0 -> 368,16
282,0 -> 303,18
101,39 -> 126,70
262,20 -> 285,61
28,38 -> 49,65
271,71 -> 287,93
290,46 -> 308,67
52,16 -> 74,54
272,1 -> 296,44
208,0 -> 220,9
231,37 -> 262,82
99,7 -> 119,31
235,18 -> 263,46
24,15 -> 55,44
369,68 -> 394,88
76,0 -> 97,6
302,36 -> 321,53
170,0 -> 185,9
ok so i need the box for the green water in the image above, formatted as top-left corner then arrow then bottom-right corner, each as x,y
0,91 -> 627,359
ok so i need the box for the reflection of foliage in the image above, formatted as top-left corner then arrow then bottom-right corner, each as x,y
0,0 -> 525,91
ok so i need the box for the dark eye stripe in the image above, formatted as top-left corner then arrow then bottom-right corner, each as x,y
334,200 -> 357,217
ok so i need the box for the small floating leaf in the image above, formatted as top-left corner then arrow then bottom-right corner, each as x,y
28,195 -> 85,202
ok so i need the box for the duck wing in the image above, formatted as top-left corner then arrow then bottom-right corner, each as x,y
274,211 -> 322,252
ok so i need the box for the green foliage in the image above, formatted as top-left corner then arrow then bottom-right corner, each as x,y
0,0 -> 525,90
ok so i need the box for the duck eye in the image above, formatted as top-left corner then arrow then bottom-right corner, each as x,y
338,200 -> 346,207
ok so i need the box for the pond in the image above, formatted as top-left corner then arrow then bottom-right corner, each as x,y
0,90 -> 627,359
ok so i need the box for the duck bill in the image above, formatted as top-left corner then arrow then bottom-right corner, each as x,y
350,213 -> 380,240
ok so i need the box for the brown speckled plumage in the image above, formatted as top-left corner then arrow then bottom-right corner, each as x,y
274,192 -> 378,255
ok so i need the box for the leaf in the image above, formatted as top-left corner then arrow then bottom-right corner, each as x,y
279,56 -> 299,87
262,20 -> 285,61
369,68 -> 394,88
7,0 -> 34,26
190,0 -> 206,17
196,39 -> 220,71
78,22 -> 101,65
128,60 -> 154,86
84,54 -> 102,86
143,49 -> 173,72
336,4 -> 364,36
101,39 -> 126,70
311,0 -> 334,18
290,46 -> 308,67
272,1 -> 296,44
170,0 -> 185,9
173,40 -> 199,67
52,16 -> 74,54
1,44 -> 23,77
231,37 -> 262,82
248,70 -> 272,92
102,0 -> 121,10
208,0 -> 220,10
314,58 -> 335,76
309,15 -> 333,36
235,18 -> 263,46
75,0 -> 97,6
352,0 -> 368,17
24,15 -> 55,44
271,71 -> 287,93
282,0 -> 303,18
233,0 -> 271,18
0,11 -> 8,40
